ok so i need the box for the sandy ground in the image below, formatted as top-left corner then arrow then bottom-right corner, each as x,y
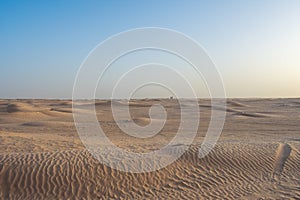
0,99 -> 299,199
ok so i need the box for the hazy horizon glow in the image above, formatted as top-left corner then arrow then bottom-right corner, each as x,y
1,0 -> 299,98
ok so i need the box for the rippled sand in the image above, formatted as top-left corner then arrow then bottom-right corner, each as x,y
0,99 -> 300,199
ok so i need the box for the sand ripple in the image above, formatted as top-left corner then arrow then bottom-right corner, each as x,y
0,143 -> 299,199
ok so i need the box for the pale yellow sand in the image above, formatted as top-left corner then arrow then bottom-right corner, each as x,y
0,99 -> 300,199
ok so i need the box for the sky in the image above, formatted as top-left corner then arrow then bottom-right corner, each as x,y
1,0 -> 299,98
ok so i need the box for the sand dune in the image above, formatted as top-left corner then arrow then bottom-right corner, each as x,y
226,100 -> 249,108
0,99 -> 300,199
49,108 -> 73,114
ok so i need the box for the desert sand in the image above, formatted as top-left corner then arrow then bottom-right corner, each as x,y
0,99 -> 299,199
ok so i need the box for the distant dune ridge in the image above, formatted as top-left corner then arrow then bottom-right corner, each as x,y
0,99 -> 300,199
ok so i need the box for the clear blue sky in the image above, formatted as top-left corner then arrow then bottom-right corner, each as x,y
1,0 -> 299,98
